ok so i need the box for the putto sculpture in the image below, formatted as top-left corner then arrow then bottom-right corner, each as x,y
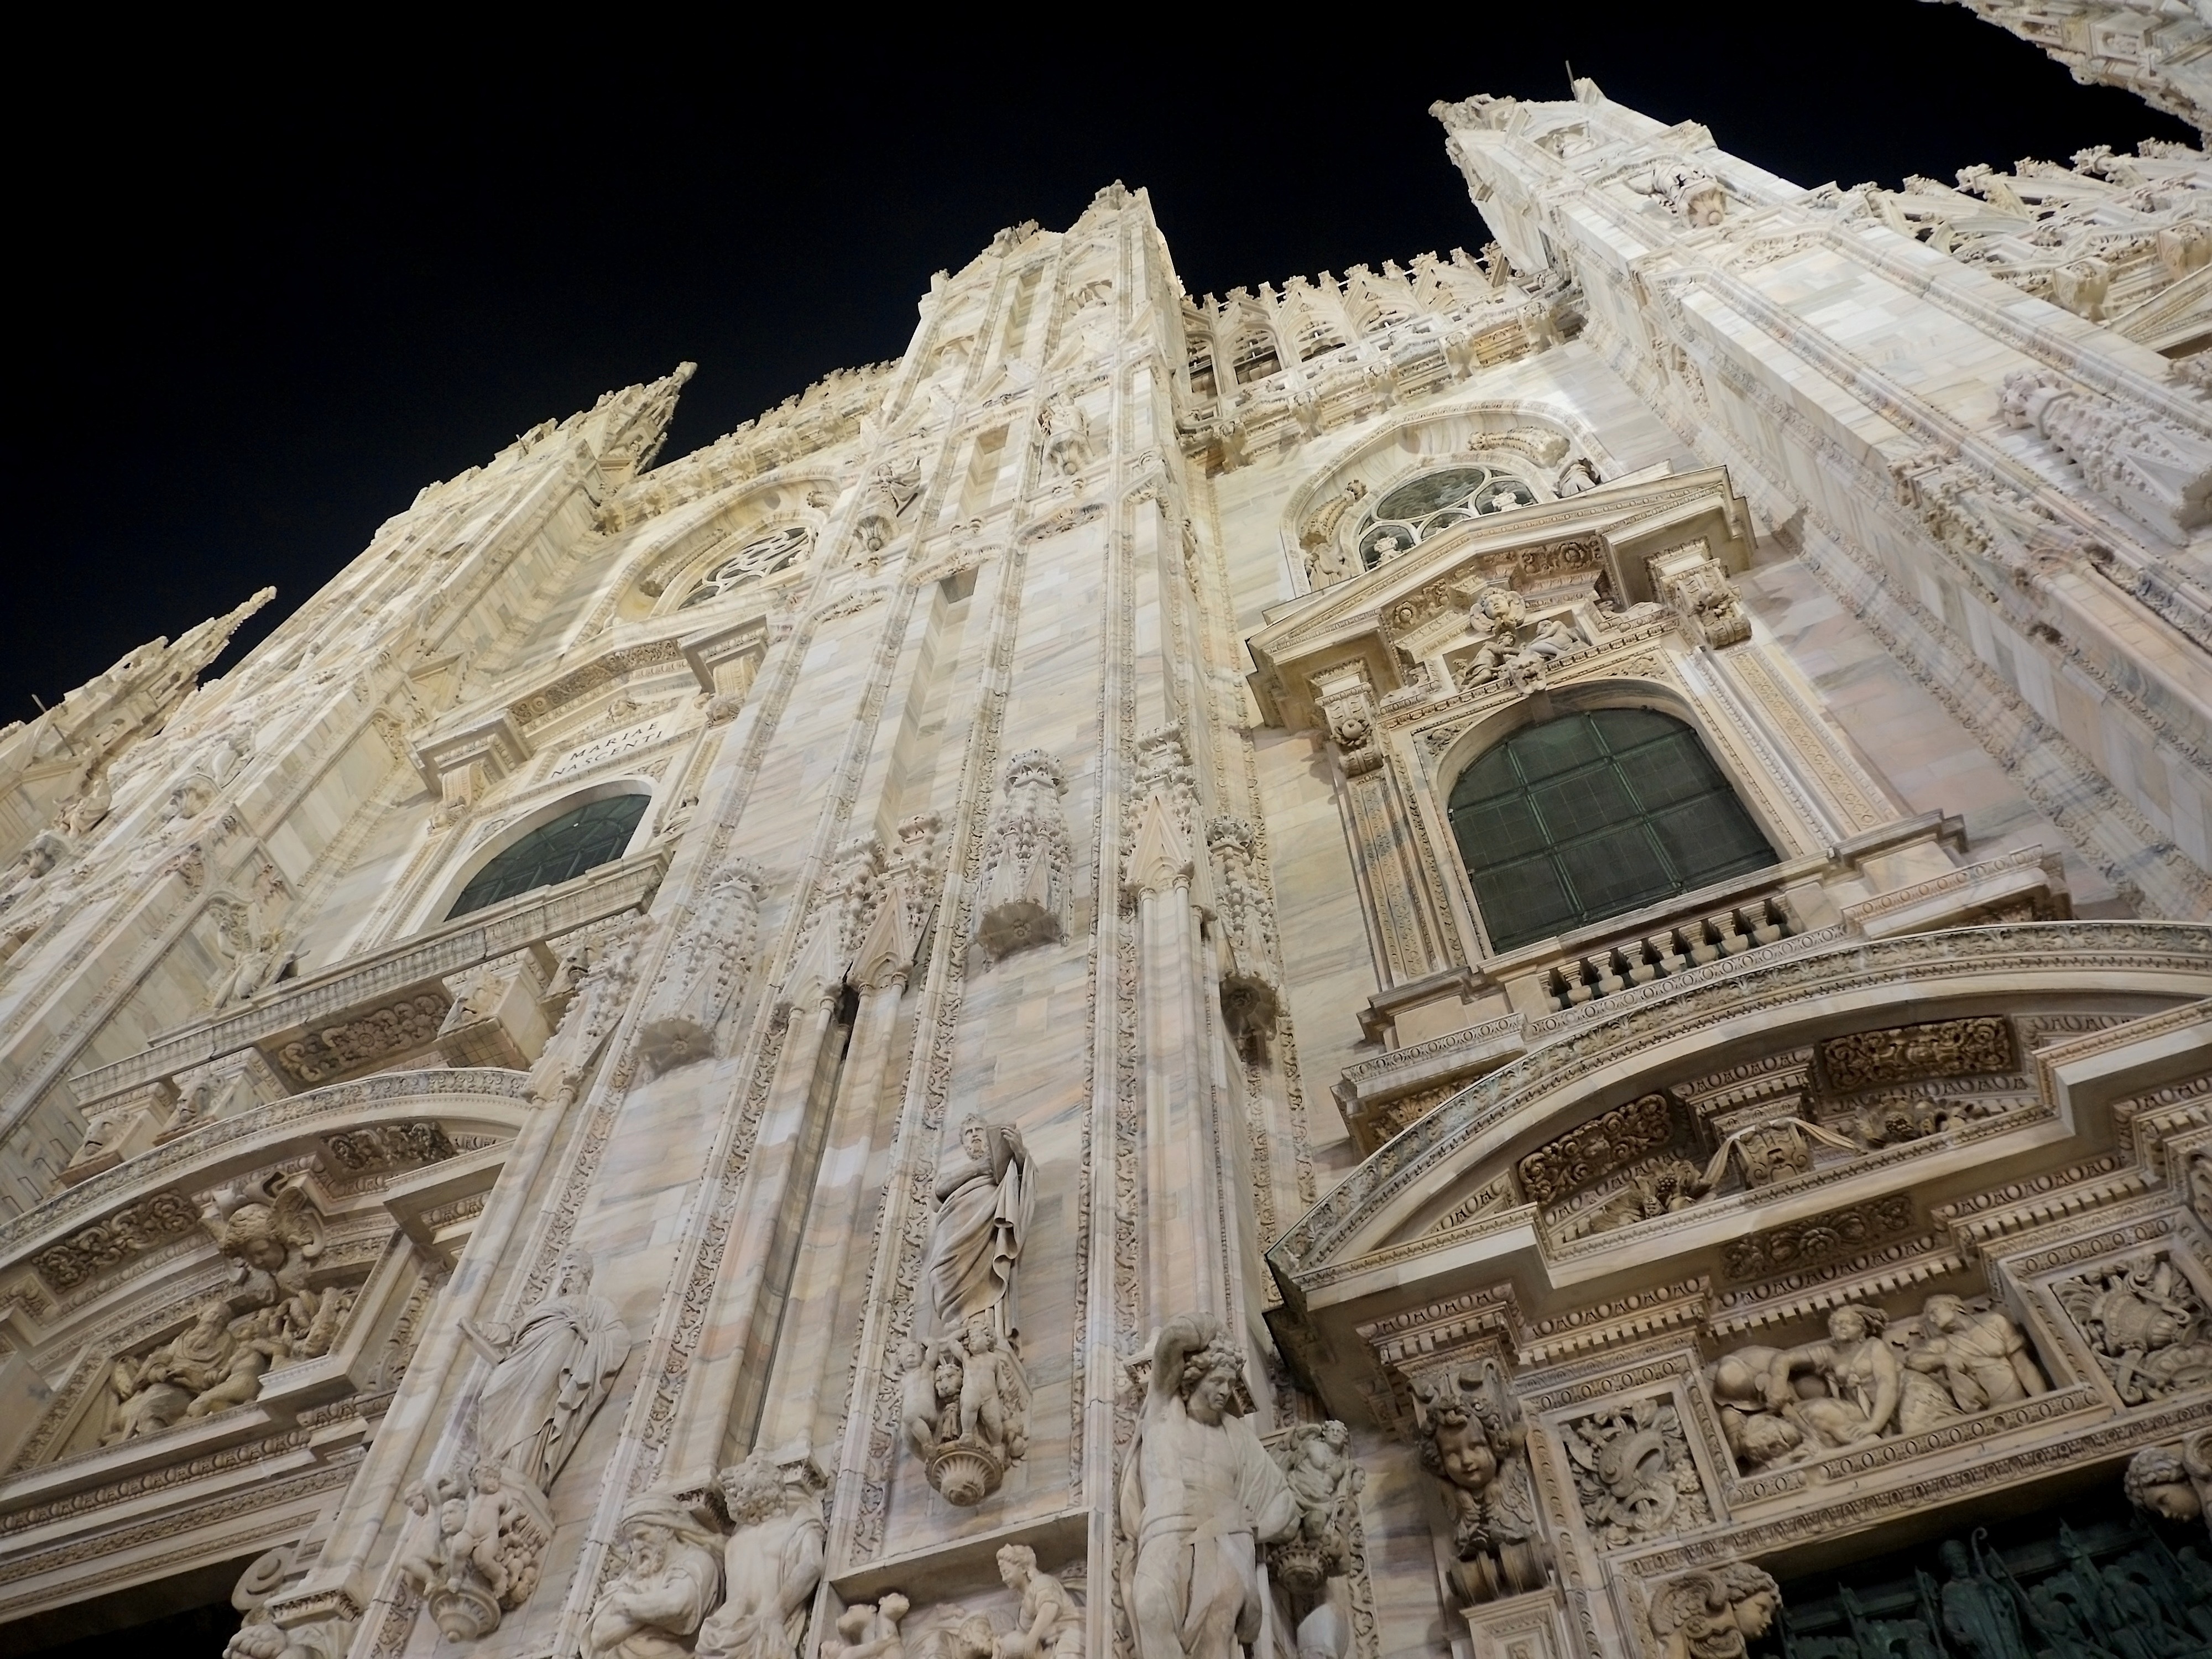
1119,1315 -> 1301,1659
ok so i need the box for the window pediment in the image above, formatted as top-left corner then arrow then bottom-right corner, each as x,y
1249,466 -> 1753,734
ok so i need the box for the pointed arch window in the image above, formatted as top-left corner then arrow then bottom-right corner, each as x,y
1448,709 -> 1776,951
446,794 -> 650,920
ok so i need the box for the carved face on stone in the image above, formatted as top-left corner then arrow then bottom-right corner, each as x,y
1922,1295 -> 1966,1334
554,1253 -> 594,1300
2126,1446 -> 2203,1523
998,1543 -> 1036,1588
1434,1418 -> 1499,1492
718,1453 -> 786,1527
1178,1341 -> 1248,1425
961,1118 -> 989,1163
1828,1306 -> 1880,1345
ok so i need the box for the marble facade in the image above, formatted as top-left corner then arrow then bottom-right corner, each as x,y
1,50 -> 2209,1659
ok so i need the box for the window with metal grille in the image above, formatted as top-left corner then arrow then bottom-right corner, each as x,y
446,794 -> 650,920
1447,709 -> 1776,952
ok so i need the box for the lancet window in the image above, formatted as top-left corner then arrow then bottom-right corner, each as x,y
446,793 -> 650,919
1187,342 -> 1217,398
1447,708 -> 1776,951
1357,465 -> 1536,568
677,526 -> 810,609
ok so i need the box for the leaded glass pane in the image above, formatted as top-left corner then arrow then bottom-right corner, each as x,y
447,794 -> 650,920
1447,709 -> 1778,951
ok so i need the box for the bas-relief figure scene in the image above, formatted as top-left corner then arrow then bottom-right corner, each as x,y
4,11 -> 2212,1659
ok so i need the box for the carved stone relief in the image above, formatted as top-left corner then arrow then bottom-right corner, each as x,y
1559,1395 -> 1711,1546
975,750 -> 1073,959
1644,1562 -> 1780,1659
2124,1427 -> 2212,1540
637,859 -> 764,1072
1705,1293 -> 2049,1473
2055,1253 -> 2212,1405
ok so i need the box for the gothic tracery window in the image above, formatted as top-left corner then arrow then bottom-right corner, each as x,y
1447,708 -> 1776,952
677,526 -> 810,609
446,794 -> 650,920
1357,465 -> 1535,568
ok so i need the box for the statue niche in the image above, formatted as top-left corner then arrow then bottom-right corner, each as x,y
900,1113 -> 1035,1505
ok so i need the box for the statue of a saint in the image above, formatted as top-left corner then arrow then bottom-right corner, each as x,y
1118,1316 -> 1300,1659
924,1115 -> 1033,1340
469,1252 -> 630,1493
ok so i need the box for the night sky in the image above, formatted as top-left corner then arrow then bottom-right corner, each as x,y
8,6 -> 2193,726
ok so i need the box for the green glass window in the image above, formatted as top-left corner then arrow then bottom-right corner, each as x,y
1448,709 -> 1776,952
446,795 -> 650,920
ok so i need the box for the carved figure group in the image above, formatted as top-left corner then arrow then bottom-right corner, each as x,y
1408,1361 -> 1548,1605
1709,1295 -> 2048,1471
103,1175 -> 356,1442
1456,583 -> 1588,690
398,1463 -> 552,1641
1119,1316 -> 1301,1659
582,1456 -> 826,1659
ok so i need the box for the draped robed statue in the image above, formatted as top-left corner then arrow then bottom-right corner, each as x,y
925,1114 -> 1033,1340
469,1251 -> 630,1494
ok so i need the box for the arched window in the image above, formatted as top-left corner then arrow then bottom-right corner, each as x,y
446,794 -> 650,920
1231,329 -> 1282,385
1448,709 -> 1776,952
1187,343 -> 1217,399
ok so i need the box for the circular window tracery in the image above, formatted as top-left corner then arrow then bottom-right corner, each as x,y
1357,465 -> 1533,570
676,526 -> 811,609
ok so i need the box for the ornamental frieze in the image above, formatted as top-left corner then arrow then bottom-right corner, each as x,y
1817,1015 -> 2014,1093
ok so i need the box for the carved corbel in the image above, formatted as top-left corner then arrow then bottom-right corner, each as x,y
437,951 -> 553,1070
60,1078 -> 178,1185
2000,367 -> 2212,539
1207,816 -> 1281,1057
1312,665 -> 1384,776
1647,540 -> 1750,648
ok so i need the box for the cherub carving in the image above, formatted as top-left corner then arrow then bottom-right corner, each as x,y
202,1173 -> 331,1345
1409,1361 -> 1548,1604
1278,1420 -> 1364,1574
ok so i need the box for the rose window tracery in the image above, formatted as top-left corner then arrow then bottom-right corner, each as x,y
1356,465 -> 1535,569
676,526 -> 811,609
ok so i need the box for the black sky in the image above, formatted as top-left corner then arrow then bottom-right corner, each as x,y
6,6 -> 2193,723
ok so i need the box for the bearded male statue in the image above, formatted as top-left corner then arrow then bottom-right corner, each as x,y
1119,1316 -> 1300,1659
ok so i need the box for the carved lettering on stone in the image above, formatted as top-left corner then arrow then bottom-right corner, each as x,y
975,750 -> 1073,959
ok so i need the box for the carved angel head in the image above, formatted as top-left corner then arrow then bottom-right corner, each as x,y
202,1174 -> 322,1290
